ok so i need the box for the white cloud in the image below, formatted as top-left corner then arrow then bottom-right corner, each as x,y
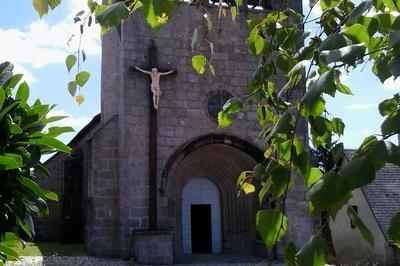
13,64 -> 37,84
47,109 -> 93,130
345,103 -> 375,111
0,0 -> 100,73
383,77 -> 400,92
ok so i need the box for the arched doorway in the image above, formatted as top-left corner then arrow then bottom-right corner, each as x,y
159,134 -> 264,258
181,178 -> 222,254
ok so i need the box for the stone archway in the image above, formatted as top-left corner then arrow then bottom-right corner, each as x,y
158,135 -> 263,258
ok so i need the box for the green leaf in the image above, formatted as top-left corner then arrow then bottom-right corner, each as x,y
192,55 -> 207,75
0,154 -> 23,170
307,171 -> 350,213
270,165 -> 291,197
47,0 -> 61,10
347,0 -> 373,24
208,64 -> 215,77
44,191 -> 58,202
295,235 -> 326,266
344,24 -> 369,44
388,30 -> 400,48
382,0 -> 399,11
0,244 -> 18,261
302,70 -> 334,107
68,81 -> 78,96
319,34 -> 353,52
231,6 -> 237,22
319,44 -> 365,65
75,71 -> 90,87
347,206 -> 374,246
6,74 -> 23,90
320,0 -> 340,10
375,13 -> 396,34
332,117 -> 345,135
379,96 -> 399,116
388,212 -> 400,247
142,0 -> 177,32
19,176 -> 46,196
339,155 -> 375,190
306,167 -> 323,186
381,110 -> 400,136
66,55 -> 77,73
96,2 -> 129,29
282,242 -> 297,266
259,178 -> 273,204
265,111 -> 293,142
16,81 -> 30,103
33,0 -> 49,17
256,209 -> 288,248
357,16 -> 379,36
32,137 -> 72,153
0,87 -> 5,108
372,140 -> 400,166
47,126 -> 75,138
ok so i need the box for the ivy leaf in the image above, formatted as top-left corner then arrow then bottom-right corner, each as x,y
191,28 -> 198,51
302,69 -> 334,108
307,171 -> 350,213
75,71 -> 90,87
339,155 -> 376,190
388,30 -> 400,48
344,24 -> 369,44
388,212 -> 400,247
265,111 -> 293,142
66,55 -> 77,73
33,0 -> 49,18
75,95 -> 85,105
142,0 -> 177,32
319,34 -> 352,51
319,44 -> 365,65
256,209 -> 288,248
192,55 -> 207,75
282,242 -> 298,266
381,110 -> 400,136
295,235 -> 326,266
347,206 -> 374,246
68,81 -> 77,96
332,117 -> 345,135
372,140 -> 400,166
347,0 -> 373,24
96,2 -> 129,28
237,171 -> 255,194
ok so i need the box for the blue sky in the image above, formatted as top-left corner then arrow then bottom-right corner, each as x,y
0,1 -> 398,149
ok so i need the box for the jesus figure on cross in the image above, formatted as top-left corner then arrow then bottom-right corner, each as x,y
135,66 -> 175,110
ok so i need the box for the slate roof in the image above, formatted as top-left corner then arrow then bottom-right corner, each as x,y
362,163 -> 400,241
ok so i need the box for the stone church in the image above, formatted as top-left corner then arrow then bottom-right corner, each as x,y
35,0 -> 392,264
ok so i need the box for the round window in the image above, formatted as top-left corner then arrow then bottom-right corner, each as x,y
207,90 -> 233,121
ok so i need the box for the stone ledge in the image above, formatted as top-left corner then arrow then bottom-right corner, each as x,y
132,230 -> 174,265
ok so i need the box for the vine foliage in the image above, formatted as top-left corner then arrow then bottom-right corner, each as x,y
30,0 -> 400,264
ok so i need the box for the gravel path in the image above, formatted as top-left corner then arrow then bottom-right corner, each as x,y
6,256 -> 276,266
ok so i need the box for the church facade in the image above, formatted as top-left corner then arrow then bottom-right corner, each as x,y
37,1 -> 318,264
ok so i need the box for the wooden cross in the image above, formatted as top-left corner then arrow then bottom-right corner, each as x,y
131,40 -> 176,231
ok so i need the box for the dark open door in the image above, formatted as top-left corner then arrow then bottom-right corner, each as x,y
191,204 -> 212,253
61,152 -> 84,243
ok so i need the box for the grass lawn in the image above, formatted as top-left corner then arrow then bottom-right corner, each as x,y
15,242 -> 86,257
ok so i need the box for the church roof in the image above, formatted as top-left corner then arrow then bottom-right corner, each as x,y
68,113 -> 101,146
362,162 -> 400,242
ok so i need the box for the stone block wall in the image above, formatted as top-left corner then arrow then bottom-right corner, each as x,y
96,2 -> 315,258
86,116 -> 120,257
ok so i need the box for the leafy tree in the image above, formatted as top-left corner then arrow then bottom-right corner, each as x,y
0,62 -> 72,264
30,0 -> 400,264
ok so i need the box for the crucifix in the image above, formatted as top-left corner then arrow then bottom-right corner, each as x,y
131,40 -> 176,231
